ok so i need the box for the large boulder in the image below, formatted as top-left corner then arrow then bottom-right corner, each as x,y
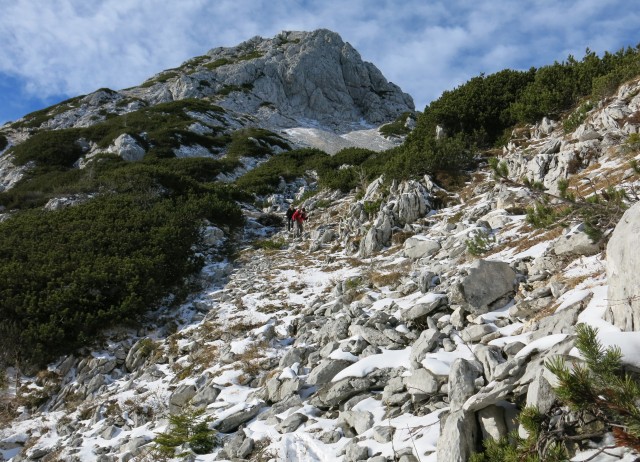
459,259 -> 517,314
605,201 -> 640,330
109,133 -> 146,162
390,180 -> 431,225
403,236 -> 441,259
550,223 -> 599,257
436,410 -> 479,462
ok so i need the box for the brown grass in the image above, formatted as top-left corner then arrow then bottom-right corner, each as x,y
190,344 -> 219,370
391,231 -> 414,246
368,270 -> 404,289
256,303 -> 284,314
512,227 -> 564,253
553,273 -> 596,290
226,319 -> 264,336
0,398 -> 18,429
236,341 -> 269,376
621,110 -> 640,126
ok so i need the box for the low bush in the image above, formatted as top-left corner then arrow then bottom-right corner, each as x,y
226,128 -> 290,159
252,238 -> 287,250
154,409 -> 216,457
379,112 -> 412,137
234,148 -> 327,196
0,157 -> 245,367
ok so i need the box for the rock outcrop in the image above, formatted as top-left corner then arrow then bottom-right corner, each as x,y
605,201 -> 640,331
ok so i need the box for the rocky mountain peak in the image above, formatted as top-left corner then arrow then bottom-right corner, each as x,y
132,28 -> 414,132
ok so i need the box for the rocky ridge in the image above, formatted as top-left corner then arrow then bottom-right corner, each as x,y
2,77 -> 640,462
0,29 -> 414,193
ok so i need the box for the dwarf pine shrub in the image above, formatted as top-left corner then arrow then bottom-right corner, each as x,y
465,229 -> 495,256
154,409 -> 217,458
546,324 -> 640,451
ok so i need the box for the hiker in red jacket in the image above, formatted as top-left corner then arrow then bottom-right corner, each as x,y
291,207 -> 307,238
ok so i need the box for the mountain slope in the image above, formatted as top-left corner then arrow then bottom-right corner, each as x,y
1,74 -> 640,461
0,30 -> 414,193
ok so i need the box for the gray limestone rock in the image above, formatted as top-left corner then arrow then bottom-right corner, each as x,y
474,345 -> 506,382
404,368 -> 439,397
477,405 -> 508,442
551,224 -> 600,257
307,359 -> 353,386
125,338 -> 154,372
509,296 -> 554,319
312,377 -> 372,408
109,134 -> 146,162
279,347 -> 308,367
349,325 -> 394,347
276,412 -> 308,433
265,376 -> 302,402
401,294 -> 447,321
448,358 -> 483,410
337,410 -> 374,435
215,402 -> 263,433
503,341 -> 526,357
525,370 -> 557,415
372,425 -> 395,443
191,384 -> 221,409
527,302 -> 585,341
403,237 -> 441,259
436,410 -> 479,462
344,440 -> 369,462
605,201 -> 640,331
460,324 -> 497,343
460,259 -> 516,314
409,329 -> 440,368
169,383 -> 197,414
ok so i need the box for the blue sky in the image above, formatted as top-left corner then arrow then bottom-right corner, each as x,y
0,0 -> 639,126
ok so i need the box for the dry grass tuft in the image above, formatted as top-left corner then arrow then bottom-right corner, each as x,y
226,319 -> 264,336
512,227 -> 564,253
368,270 -> 404,289
236,341 -> 270,376
391,231 -> 413,246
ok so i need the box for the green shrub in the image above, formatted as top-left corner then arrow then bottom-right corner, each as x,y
12,95 -> 84,129
466,230 -> 495,256
379,112 -> 412,137
470,407 -> 567,462
154,409 -> 216,457
563,101 -> 594,133
218,83 -> 254,96
0,158 -> 245,367
11,129 -> 85,167
256,213 -> 284,228
625,133 -> 640,153
226,128 -> 289,159
204,57 -> 233,70
237,50 -> 264,61
252,238 -> 287,250
363,199 -> 382,218
234,148 -> 328,196
0,134 -> 7,151
547,324 -> 640,450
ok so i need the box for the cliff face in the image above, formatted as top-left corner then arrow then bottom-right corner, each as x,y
3,29 -> 413,135
134,29 -> 415,131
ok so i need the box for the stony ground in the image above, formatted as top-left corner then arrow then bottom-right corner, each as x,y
3,79 -> 640,462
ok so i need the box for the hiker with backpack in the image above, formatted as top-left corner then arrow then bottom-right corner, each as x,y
291,207 -> 307,238
285,204 -> 296,232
